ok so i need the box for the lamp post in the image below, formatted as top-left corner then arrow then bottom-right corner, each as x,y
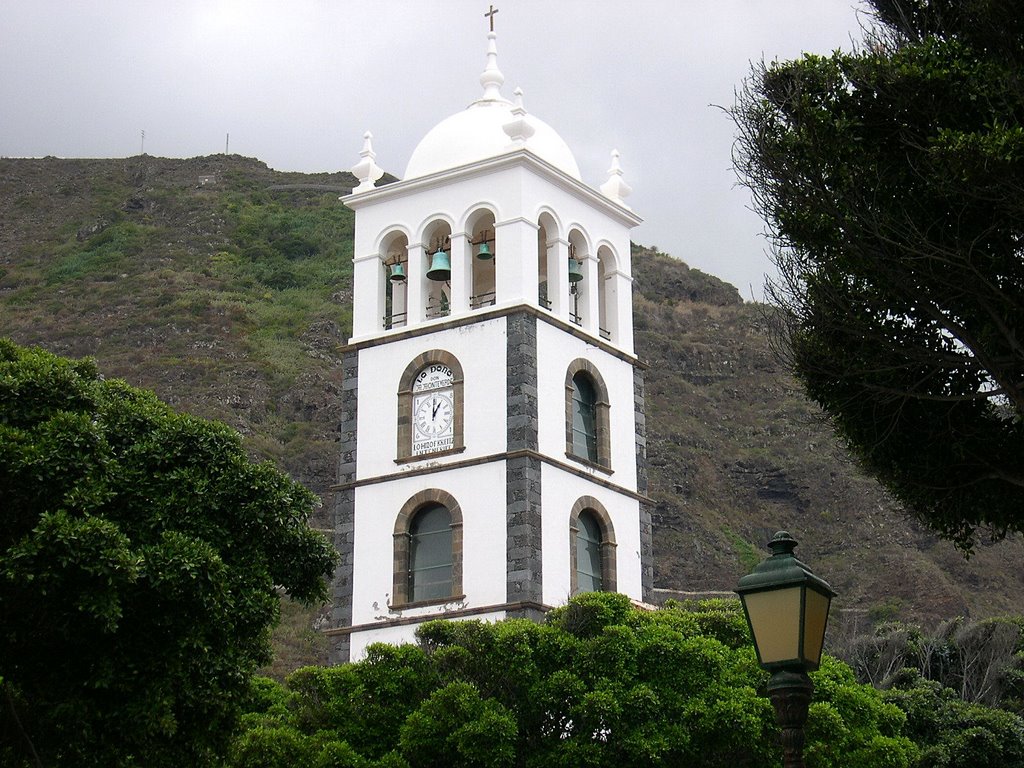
735,531 -> 836,768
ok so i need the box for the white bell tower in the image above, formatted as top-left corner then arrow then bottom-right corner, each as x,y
327,24 -> 653,663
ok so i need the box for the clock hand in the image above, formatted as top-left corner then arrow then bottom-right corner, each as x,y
432,399 -> 440,419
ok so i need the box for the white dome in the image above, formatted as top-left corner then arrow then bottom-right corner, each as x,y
404,100 -> 581,181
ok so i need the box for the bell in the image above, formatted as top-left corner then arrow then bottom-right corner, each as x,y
476,240 -> 493,260
568,257 -> 584,283
388,263 -> 406,283
426,249 -> 451,282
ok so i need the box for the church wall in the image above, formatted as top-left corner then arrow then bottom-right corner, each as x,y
354,317 -> 509,479
539,462 -> 644,605
535,320 -> 639,488
350,461 -> 509,626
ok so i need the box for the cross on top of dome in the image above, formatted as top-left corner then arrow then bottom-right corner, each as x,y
350,8 -> 638,189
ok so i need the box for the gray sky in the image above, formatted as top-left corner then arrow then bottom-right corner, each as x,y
1,1 -> 866,299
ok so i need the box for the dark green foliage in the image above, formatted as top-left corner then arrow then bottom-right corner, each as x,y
46,220 -> 155,284
233,594 -> 917,768
732,0 -> 1024,548
285,645 -> 438,759
884,669 -> 1024,767
400,682 -> 517,768
0,340 -> 336,768
221,192 -> 353,293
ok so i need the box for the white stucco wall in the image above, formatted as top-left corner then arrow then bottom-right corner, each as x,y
539,463 -> 643,607
355,317 -> 509,480
351,460 -> 509,627
535,320 -> 638,490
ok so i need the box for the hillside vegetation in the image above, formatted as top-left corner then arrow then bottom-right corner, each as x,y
2,155 -> 1022,669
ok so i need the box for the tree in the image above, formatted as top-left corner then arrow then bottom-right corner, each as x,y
0,340 -> 336,767
883,669 -> 1024,768
732,0 -> 1024,548
231,593 -> 918,768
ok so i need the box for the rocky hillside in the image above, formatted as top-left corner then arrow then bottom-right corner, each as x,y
2,155 -> 1022,640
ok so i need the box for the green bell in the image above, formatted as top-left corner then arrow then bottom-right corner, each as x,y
476,240 -> 493,260
568,257 -> 584,283
426,249 -> 451,281
388,263 -> 406,282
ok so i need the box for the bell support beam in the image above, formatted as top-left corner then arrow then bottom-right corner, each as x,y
547,236 -> 569,318
494,217 -> 538,307
580,252 -> 600,335
449,232 -> 471,314
352,251 -> 387,337
406,241 -> 425,323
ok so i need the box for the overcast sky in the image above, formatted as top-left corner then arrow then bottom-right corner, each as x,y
1,1 -> 868,299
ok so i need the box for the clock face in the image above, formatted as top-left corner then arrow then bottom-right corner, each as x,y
411,364 -> 455,456
414,392 -> 454,436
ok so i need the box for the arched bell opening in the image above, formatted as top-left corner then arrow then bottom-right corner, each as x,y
537,211 -> 560,312
567,229 -> 588,327
597,245 -> 617,342
421,220 -> 453,321
467,209 -> 496,310
381,231 -> 409,330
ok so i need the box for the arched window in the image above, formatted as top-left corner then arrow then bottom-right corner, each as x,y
572,373 -> 598,461
397,351 -> 465,462
569,497 -> 616,594
408,504 -> 452,602
392,490 -> 464,607
564,360 -> 611,471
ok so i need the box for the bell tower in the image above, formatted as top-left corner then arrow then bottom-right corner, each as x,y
327,23 -> 653,663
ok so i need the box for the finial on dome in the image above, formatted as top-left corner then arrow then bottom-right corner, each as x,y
503,87 -> 536,146
479,31 -> 505,102
600,149 -> 633,208
351,131 -> 384,193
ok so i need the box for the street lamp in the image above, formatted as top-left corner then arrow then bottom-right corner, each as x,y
735,531 -> 836,768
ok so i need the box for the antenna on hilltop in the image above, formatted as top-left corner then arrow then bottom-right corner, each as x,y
225,133 -> 230,155
140,129 -> 145,155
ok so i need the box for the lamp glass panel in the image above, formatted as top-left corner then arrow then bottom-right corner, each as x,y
743,586 -> 802,664
802,588 -> 831,666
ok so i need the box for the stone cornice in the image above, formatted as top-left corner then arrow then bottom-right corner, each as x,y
344,304 -> 647,368
323,600 -> 552,636
342,149 -> 643,228
331,447 -> 654,504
